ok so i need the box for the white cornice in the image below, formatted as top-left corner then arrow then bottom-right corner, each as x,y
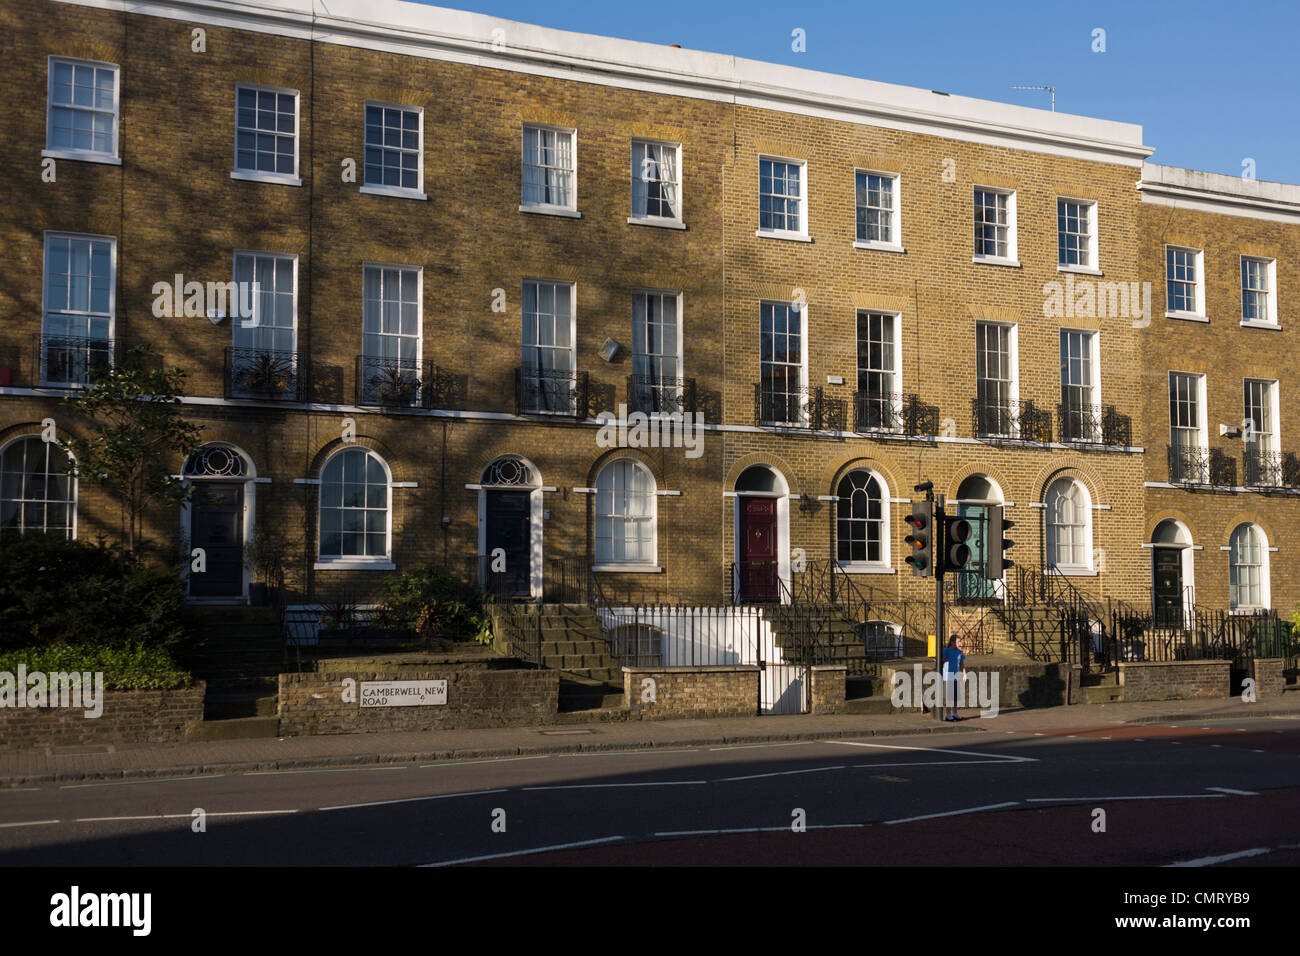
1139,162 -> 1300,224
55,0 -> 1152,166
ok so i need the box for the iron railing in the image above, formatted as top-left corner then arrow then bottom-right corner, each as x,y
1168,444 -> 1210,484
1057,402 -> 1131,445
1243,446 -> 1283,487
356,355 -> 422,408
853,390 -> 903,433
227,347 -> 300,400
754,383 -> 847,430
516,367 -> 590,418
35,334 -> 113,386
625,374 -> 699,416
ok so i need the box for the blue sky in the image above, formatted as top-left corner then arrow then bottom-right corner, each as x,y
425,0 -> 1300,182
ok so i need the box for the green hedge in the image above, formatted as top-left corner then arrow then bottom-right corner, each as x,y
0,644 -> 192,691
0,536 -> 188,652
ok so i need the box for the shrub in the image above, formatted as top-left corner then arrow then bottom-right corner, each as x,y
0,644 -> 192,690
374,564 -> 492,643
0,535 -> 188,652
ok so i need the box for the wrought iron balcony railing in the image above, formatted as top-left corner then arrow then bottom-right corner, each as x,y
853,390 -> 902,433
900,394 -> 940,438
1168,444 -> 1209,484
1057,401 -> 1131,445
971,397 -> 1053,442
354,357 -> 468,410
1284,452 -> 1300,489
516,366 -> 590,418
1243,446 -> 1283,487
754,383 -> 846,430
357,355 -> 423,408
626,375 -> 698,416
35,334 -> 113,387
227,347 -> 300,401
1210,447 -> 1237,486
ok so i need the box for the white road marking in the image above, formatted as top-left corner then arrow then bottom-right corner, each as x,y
654,823 -> 867,837
709,741 -> 815,752
521,781 -> 705,791
1027,794 -> 1225,803
0,819 -> 60,829
821,740 -> 1036,762
1167,847 -> 1271,867
561,748 -> 703,758
884,802 -> 1019,825
850,759 -> 1033,770
718,766 -> 843,783
246,767 -> 407,776
420,835 -> 623,867
419,755 -> 552,768
1206,787 -> 1259,796
319,787 -> 506,811
61,775 -> 228,789
74,810 -> 298,822
0,788 -> 42,793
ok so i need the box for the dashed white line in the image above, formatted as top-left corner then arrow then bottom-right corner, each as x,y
319,787 -> 506,811
418,755 -> 552,768
822,740 -> 1036,762
61,775 -> 228,789
521,781 -> 705,791
0,819 -> 60,829
74,810 -> 298,822
1206,787 -> 1259,796
709,741 -> 815,752
717,766 -> 843,783
654,823 -> 866,837
1167,847 -> 1271,867
420,835 -> 624,867
884,802 -> 1019,825
246,767 -> 407,776
1027,794 -> 1225,803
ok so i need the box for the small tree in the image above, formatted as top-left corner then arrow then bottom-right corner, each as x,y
60,345 -> 204,556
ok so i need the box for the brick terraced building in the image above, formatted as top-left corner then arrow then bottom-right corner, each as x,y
1,0 -> 1296,633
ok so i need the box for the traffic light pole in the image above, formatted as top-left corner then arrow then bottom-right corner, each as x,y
933,493 -> 945,722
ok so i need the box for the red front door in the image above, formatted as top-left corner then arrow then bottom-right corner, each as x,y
739,496 -> 778,601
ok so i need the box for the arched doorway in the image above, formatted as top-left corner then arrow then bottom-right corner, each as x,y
1151,519 -> 1193,626
478,456 -> 542,600
733,464 -> 790,603
181,443 -> 256,601
955,474 -> 1004,600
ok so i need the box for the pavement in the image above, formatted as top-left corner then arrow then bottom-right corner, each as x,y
3,692 -> 1298,788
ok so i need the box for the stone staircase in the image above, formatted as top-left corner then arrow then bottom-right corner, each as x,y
762,604 -> 874,675
176,606 -> 283,739
495,604 -> 626,713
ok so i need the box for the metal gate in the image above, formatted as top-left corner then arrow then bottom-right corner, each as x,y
760,662 -> 807,714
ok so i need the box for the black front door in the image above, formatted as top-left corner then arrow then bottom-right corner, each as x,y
190,483 -> 244,598
485,490 -> 532,598
1152,547 -> 1183,627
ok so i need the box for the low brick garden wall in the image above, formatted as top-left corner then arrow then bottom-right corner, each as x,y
1249,658 -> 1284,699
0,682 -> 206,750
623,666 -> 758,719
809,665 -> 846,715
278,668 -> 558,736
879,661 -> 1073,711
1118,660 -> 1230,701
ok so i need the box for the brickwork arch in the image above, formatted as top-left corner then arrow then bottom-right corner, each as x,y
943,466 -> 1011,503
821,454 -> 904,501
307,435 -> 405,480
723,452 -> 798,494
0,420 -> 86,449
1219,512 -> 1278,549
1147,508 -> 1198,542
1031,456 -> 1107,505
586,446 -> 665,489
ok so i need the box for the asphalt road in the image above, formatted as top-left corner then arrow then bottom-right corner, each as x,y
1,716 -> 1298,866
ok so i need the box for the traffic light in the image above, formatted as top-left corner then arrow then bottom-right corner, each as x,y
903,501 -> 933,577
984,504 -> 1015,580
943,515 -> 973,574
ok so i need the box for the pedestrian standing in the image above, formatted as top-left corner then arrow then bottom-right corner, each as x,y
941,635 -> 966,721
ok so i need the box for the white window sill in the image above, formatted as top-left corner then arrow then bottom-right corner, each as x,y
314,560 -> 395,571
1057,263 -> 1103,276
42,148 -> 122,166
1165,311 -> 1208,323
1240,320 -> 1281,330
360,184 -> 428,201
972,256 -> 1021,268
592,564 -> 663,573
755,229 -> 812,243
519,204 -> 581,219
1229,607 -> 1269,616
852,240 -> 906,254
231,169 -> 303,187
628,216 -> 686,230
836,564 -> 896,575
1053,567 -> 1097,577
